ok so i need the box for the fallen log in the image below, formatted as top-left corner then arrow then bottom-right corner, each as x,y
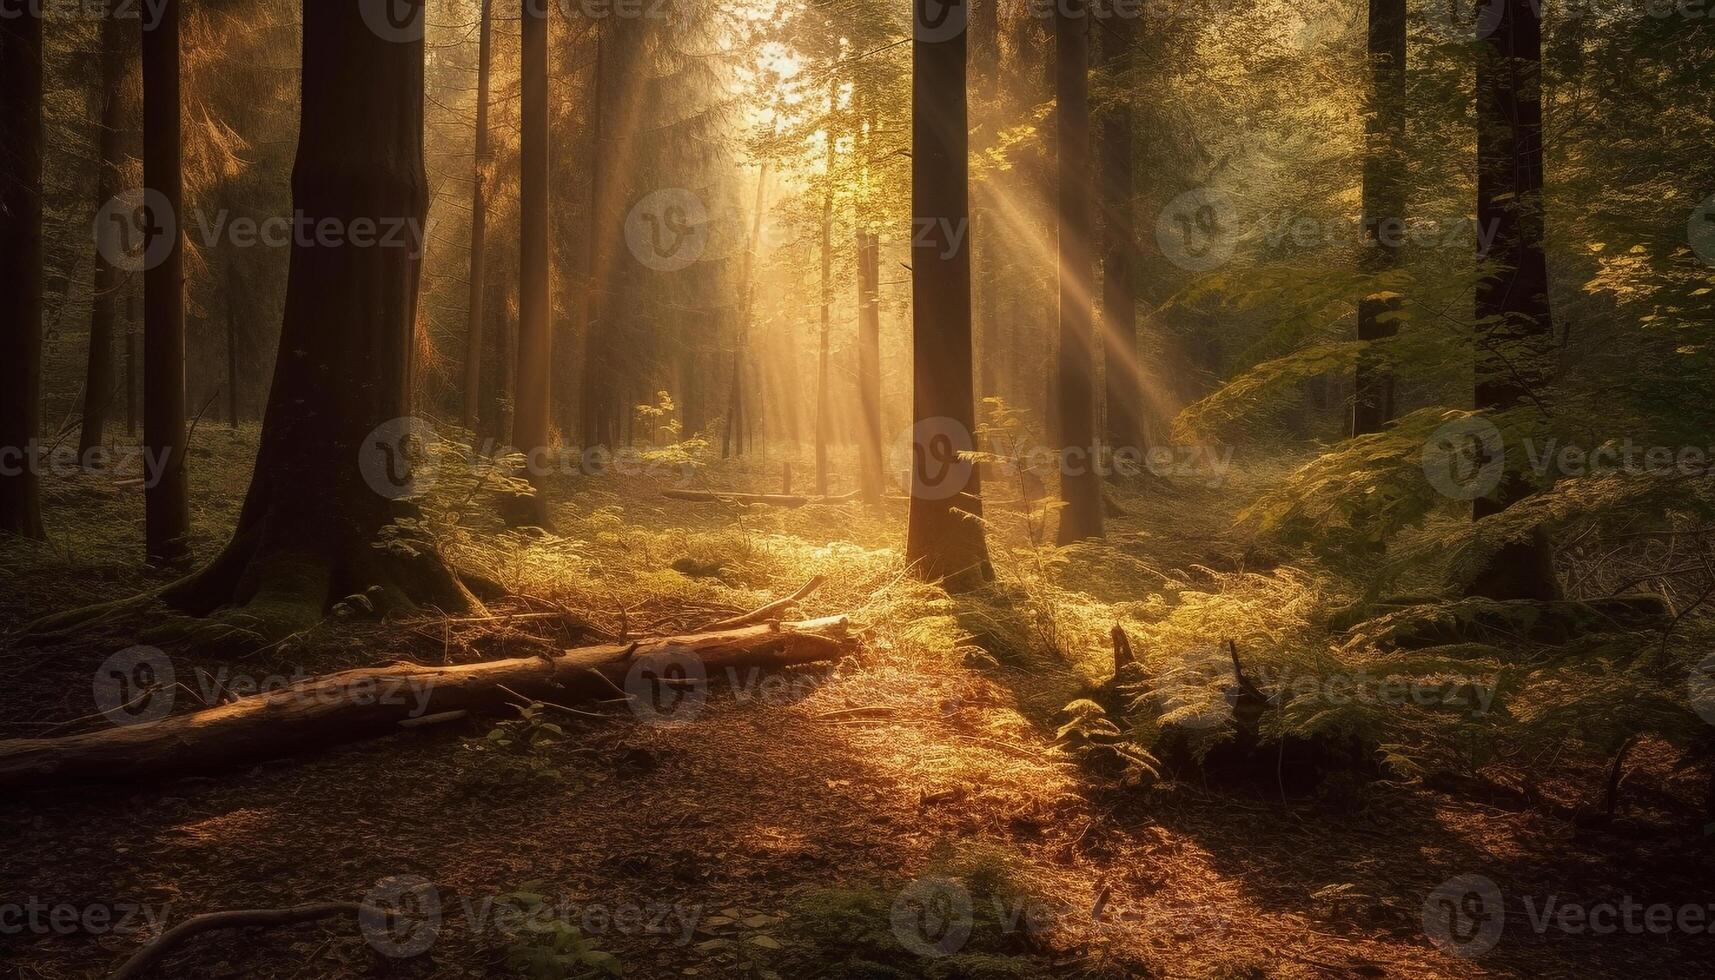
662,489 -> 861,508
0,617 -> 855,793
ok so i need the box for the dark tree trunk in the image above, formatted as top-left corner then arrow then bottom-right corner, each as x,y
0,3 -> 45,539
225,261 -> 241,429
857,229 -> 882,504
723,164 -> 769,459
1353,0 -> 1406,436
1097,8 -> 1141,458
513,0 -> 552,525
462,0 -> 494,434
815,80 -> 836,496
1055,1 -> 1103,543
125,285 -> 138,437
905,0 -> 992,589
155,0 -> 477,633
80,1 -> 131,455
143,0 -> 190,563
1469,0 -> 1560,601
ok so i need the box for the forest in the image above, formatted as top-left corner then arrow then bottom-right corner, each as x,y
1,0 -> 1712,976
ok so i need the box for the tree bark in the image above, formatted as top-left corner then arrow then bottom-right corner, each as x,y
1353,0 -> 1406,436
224,261 -> 241,429
147,0 -> 478,634
1097,8 -> 1142,458
815,79 -> 837,496
1055,1 -> 1103,543
143,0 -> 191,563
905,0 -> 993,589
0,618 -> 855,792
514,0 -> 553,526
856,229 -> 883,503
462,0 -> 495,434
722,164 -> 770,459
0,3 -> 45,540
1469,0 -> 1560,601
80,1 -> 131,455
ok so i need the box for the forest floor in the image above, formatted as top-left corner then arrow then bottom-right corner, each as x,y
2,426 -> 1711,979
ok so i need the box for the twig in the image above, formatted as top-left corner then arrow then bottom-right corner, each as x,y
702,575 -> 826,631
111,902 -> 395,980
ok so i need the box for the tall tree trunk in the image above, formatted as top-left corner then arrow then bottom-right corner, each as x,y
514,0 -> 552,525
225,261 -> 241,429
1054,1 -> 1103,543
905,0 -> 992,589
856,230 -> 882,504
1469,0 -> 1560,601
1097,8 -> 1141,459
462,0 -> 494,434
143,0 -> 191,564
125,284 -> 138,437
815,80 -> 837,496
81,0 -> 130,456
0,3 -> 45,539
1352,0 -> 1406,436
722,164 -> 769,459
579,31 -> 608,450
151,0 -> 478,634
971,0 -> 1000,403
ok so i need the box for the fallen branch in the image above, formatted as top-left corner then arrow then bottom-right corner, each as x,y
662,489 -> 861,508
111,902 -> 373,980
0,617 -> 856,793
702,576 -> 827,631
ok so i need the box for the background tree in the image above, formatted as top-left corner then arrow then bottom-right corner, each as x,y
1097,6 -> 1141,457
462,0 -> 495,434
1351,0 -> 1405,437
1054,0 -> 1102,543
0,2 -> 45,540
79,0 -> 131,456
142,0 -> 190,564
513,0 -> 552,525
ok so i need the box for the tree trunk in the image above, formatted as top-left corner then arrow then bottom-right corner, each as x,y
513,0 -> 552,526
0,4 -> 45,540
0,617 -> 854,792
1352,0 -> 1405,436
148,0 -> 477,635
815,80 -> 837,496
857,229 -> 882,503
225,261 -> 241,429
143,0 -> 190,563
462,0 -> 494,434
80,1 -> 130,455
1469,0 -> 1560,601
723,164 -> 770,458
905,0 -> 992,589
1055,1 -> 1103,543
1097,8 -> 1141,458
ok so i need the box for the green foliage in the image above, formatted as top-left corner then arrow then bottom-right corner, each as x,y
495,884 -> 624,980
